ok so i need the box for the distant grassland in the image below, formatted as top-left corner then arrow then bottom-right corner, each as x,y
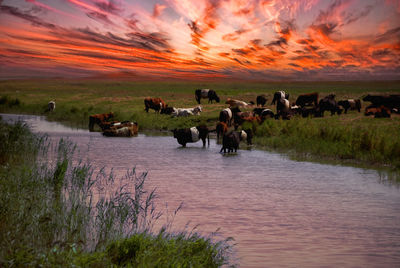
1,78 -> 400,174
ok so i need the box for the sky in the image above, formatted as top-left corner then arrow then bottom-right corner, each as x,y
0,0 -> 399,80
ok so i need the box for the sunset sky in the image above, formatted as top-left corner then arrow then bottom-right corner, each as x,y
0,0 -> 399,80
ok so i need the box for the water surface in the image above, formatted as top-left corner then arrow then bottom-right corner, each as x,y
2,114 -> 400,267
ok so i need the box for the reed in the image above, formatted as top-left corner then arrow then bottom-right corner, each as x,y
0,119 -> 234,266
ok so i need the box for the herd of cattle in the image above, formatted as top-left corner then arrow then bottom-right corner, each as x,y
48,89 -> 398,154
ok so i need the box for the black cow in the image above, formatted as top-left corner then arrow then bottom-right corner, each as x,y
317,94 -> 342,116
160,105 -> 175,115
256,95 -> 268,106
220,129 -> 253,154
363,94 -> 400,109
295,92 -> 318,107
172,125 -> 210,147
195,89 -> 220,104
253,108 -> 274,118
337,99 -> 361,113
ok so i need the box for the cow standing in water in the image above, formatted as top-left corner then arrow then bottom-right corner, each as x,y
195,89 -> 220,104
172,125 -> 210,147
220,129 -> 253,153
89,112 -> 114,131
216,121 -> 228,142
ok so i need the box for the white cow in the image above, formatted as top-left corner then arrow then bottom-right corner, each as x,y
172,106 -> 202,117
48,101 -> 55,112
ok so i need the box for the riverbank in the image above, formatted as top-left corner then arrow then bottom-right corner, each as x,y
0,118 -> 233,266
1,78 -> 399,176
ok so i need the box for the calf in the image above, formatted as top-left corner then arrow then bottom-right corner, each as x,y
220,129 -> 253,153
144,97 -> 166,113
195,89 -> 220,104
172,125 -> 210,147
89,112 -> 114,131
337,99 -> 361,113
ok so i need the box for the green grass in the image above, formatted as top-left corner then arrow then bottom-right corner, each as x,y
0,119 -> 234,267
1,78 -> 400,173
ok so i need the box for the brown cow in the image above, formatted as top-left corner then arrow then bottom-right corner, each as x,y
216,121 -> 228,142
89,112 -> 114,131
103,121 -> 138,137
144,97 -> 166,113
225,98 -> 250,108
365,105 -> 391,118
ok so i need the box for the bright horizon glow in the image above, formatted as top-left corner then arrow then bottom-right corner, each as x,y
0,0 -> 399,80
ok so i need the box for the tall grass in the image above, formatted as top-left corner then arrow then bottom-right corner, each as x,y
0,120 -> 234,266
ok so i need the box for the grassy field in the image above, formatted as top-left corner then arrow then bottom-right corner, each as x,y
1,78 -> 400,175
0,119 -> 234,266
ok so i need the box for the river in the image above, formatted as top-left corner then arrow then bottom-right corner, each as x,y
2,113 -> 400,267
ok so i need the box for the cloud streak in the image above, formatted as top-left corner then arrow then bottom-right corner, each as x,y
0,0 -> 399,80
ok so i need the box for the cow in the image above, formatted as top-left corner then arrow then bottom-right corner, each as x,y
317,94 -> 341,116
256,95 -> 268,107
219,107 -> 237,126
363,94 -> 400,109
216,121 -> 228,142
233,111 -> 255,128
160,105 -> 175,115
272,91 -> 290,119
253,108 -> 274,119
300,107 -> 317,118
102,121 -> 138,137
365,105 -> 391,118
144,97 -> 166,113
171,106 -> 202,117
225,98 -> 250,108
195,89 -> 220,104
220,129 -> 253,154
295,92 -> 318,107
89,112 -> 114,132
271,91 -> 289,105
47,101 -> 56,112
172,125 -> 210,147
337,99 -> 361,113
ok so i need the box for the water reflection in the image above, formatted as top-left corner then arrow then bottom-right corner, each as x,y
2,113 -> 400,268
